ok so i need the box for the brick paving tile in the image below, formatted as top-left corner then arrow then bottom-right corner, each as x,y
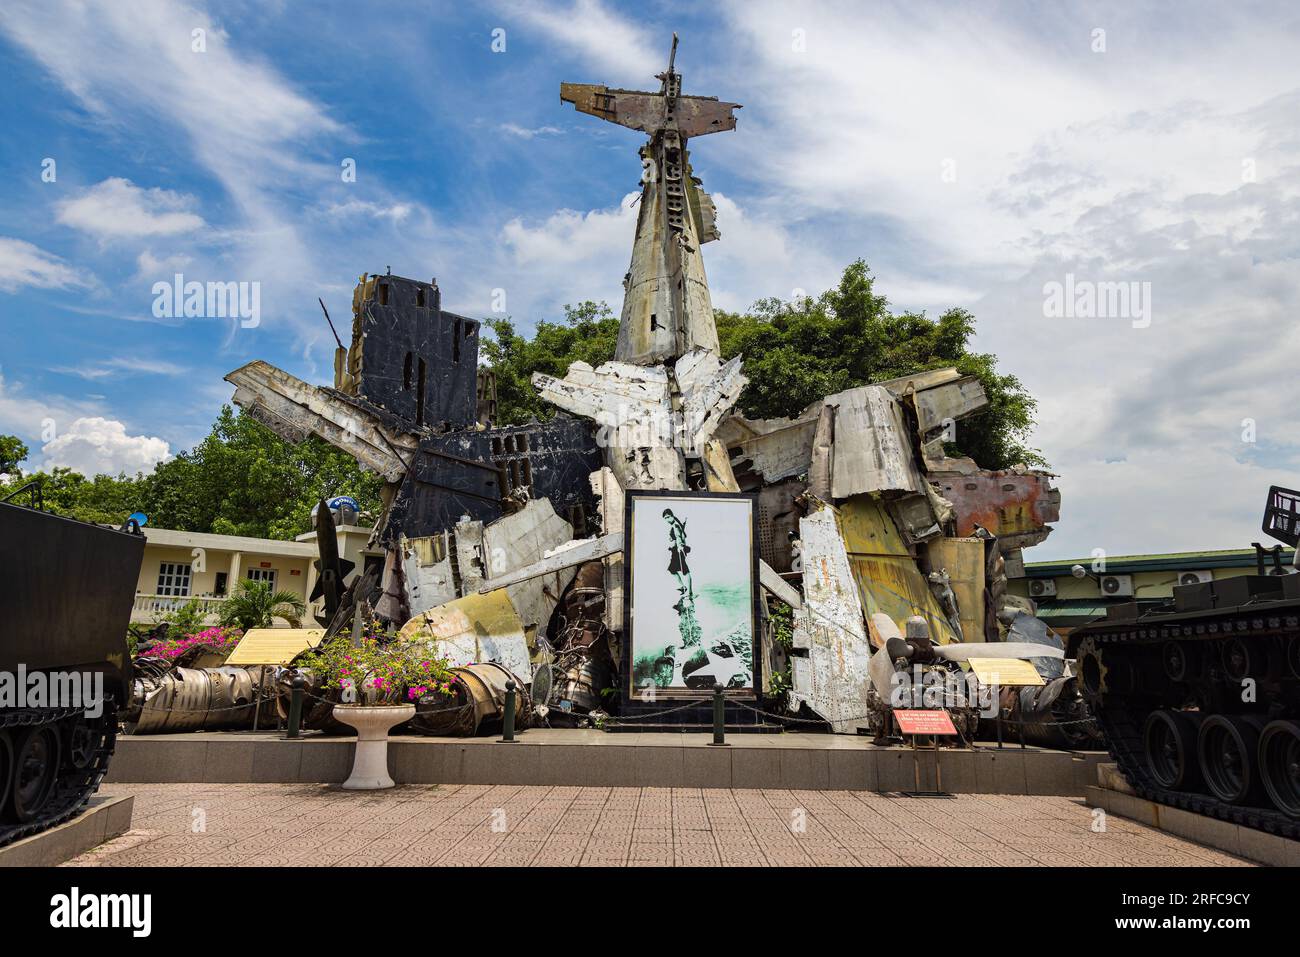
62,783 -> 1259,868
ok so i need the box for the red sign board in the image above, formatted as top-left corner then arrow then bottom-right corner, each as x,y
894,709 -> 958,736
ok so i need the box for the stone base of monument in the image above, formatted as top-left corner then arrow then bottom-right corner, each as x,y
105,730 -> 1106,795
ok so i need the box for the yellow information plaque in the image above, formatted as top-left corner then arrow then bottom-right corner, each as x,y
968,657 -> 1045,687
226,628 -> 325,666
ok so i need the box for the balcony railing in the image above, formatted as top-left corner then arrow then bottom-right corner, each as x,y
130,594 -> 325,625
131,594 -> 227,622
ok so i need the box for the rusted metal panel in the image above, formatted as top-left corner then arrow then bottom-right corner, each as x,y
923,536 -> 987,643
872,367 -> 964,397
789,503 -> 872,734
759,560 -> 802,610
755,477 -> 803,572
701,438 -> 740,492
912,376 -> 989,435
476,532 -> 623,593
481,497 -> 578,635
224,360 -> 414,481
824,386 -> 925,499
399,589 -> 532,680
715,411 -> 819,486
931,469 -> 1061,549
838,496 -> 960,646
676,348 -> 747,455
589,468 -> 625,644
400,532 -> 458,617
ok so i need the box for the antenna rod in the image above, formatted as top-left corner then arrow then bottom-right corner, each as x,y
319,297 -> 345,350
668,33 -> 678,75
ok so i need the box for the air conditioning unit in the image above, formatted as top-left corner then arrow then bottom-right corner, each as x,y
1100,574 -> 1134,597
1177,570 -> 1213,586
1028,579 -> 1057,598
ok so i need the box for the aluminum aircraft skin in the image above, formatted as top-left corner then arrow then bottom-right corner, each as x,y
561,34 -> 739,366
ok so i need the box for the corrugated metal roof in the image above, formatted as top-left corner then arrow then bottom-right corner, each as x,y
1024,547 -> 1295,576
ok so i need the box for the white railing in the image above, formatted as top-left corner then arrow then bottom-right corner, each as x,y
131,594 -> 227,622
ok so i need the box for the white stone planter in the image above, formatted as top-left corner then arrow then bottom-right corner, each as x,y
333,704 -> 415,790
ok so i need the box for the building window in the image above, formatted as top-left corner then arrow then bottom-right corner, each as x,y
246,568 -> 278,588
157,562 -> 191,597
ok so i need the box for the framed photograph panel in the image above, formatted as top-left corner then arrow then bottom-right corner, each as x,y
624,491 -> 759,700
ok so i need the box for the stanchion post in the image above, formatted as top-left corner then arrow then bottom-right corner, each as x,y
500,680 -> 517,743
709,683 -> 728,747
286,673 -> 305,739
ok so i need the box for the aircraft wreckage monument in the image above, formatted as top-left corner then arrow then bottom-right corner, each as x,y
137,37 -> 1077,746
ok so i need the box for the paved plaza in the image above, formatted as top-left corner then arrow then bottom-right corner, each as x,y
65,783 -> 1252,867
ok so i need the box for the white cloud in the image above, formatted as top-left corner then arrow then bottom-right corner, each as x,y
41,416 -> 170,477
499,123 -> 564,139
56,178 -> 204,239
49,357 -> 188,381
499,0 -> 663,83
0,237 -> 83,292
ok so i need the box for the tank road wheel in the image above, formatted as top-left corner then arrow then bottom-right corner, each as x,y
1258,720 -> 1300,819
1143,710 -> 1203,791
64,714 -> 100,771
0,730 -> 12,822
7,725 -> 62,823
1221,638 -> 1255,683
1197,715 -> 1265,805
1285,638 -> 1300,680
1162,642 -> 1197,682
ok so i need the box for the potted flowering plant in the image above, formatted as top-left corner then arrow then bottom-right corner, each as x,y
298,630 -> 454,789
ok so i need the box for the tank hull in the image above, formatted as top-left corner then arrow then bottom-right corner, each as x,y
0,502 -> 144,847
1073,585 -> 1300,838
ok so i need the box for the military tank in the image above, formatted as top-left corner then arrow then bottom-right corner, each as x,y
1072,486 -> 1300,837
0,495 -> 145,847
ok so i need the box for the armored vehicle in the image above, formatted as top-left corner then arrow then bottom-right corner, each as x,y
1072,486 -> 1300,836
0,496 -> 144,847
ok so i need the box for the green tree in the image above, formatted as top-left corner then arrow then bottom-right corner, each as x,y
482,300 -> 620,423
0,434 -> 28,476
0,408 -> 383,539
217,578 -> 307,630
140,406 -> 384,539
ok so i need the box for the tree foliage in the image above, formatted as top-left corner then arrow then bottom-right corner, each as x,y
217,578 -> 307,630
482,300 -> 620,424
141,406 -> 384,539
0,406 -> 384,539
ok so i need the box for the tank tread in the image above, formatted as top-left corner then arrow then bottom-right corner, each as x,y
1077,608 -> 1300,841
1094,700 -> 1300,840
0,699 -> 118,849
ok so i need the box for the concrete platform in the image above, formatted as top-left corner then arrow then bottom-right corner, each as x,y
106,730 -> 1107,795
1085,766 -> 1300,866
0,795 -> 135,867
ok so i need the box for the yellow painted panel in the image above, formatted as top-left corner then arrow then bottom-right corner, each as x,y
968,658 -> 1044,687
840,496 -> 959,645
925,537 -> 986,642
227,628 -> 325,666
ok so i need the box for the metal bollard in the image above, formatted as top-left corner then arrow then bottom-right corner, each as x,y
286,674 -> 305,739
709,683 -> 728,746
500,680 -> 517,743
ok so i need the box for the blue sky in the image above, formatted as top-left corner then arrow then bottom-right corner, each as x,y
1,0 -> 1298,561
